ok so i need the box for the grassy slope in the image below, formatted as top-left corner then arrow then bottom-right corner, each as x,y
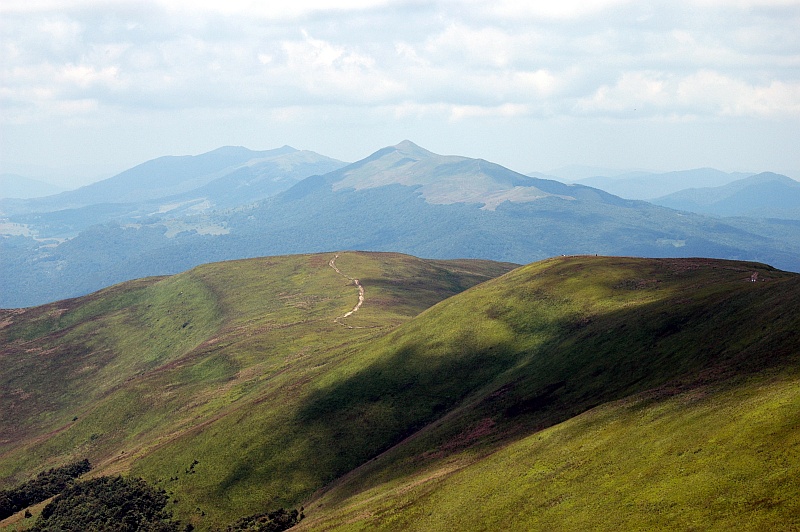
291,256 -> 800,530
300,371 -> 800,531
0,273 -> 222,469
0,252 -> 515,529
2,254 -> 798,530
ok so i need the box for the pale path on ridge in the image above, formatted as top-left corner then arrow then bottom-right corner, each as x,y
329,253 -> 367,328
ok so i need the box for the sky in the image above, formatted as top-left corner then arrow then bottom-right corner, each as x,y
1,0 -> 799,188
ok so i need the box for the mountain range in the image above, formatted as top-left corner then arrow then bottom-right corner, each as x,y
651,172 -> 800,219
1,252 -> 798,530
561,168 -> 756,199
0,146 -> 346,225
1,141 -> 799,308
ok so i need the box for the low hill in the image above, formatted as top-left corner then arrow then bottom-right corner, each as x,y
2,252 -> 798,530
652,172 -> 800,220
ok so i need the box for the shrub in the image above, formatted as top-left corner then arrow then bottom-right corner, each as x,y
31,475 -> 181,532
225,507 -> 304,532
0,459 -> 91,520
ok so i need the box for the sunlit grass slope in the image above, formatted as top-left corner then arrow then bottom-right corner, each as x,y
300,372 -> 800,531
0,273 -> 222,469
290,256 -> 800,530
0,252 -> 515,529
3,254 -> 798,530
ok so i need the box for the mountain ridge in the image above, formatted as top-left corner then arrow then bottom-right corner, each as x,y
0,146 -> 345,215
0,174 -> 66,200
329,140 -> 573,209
572,167 -> 755,200
652,171 -> 800,219
1,252 -> 798,530
2,141 -> 799,308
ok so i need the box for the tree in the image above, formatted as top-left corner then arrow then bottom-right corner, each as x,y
31,475 -> 180,532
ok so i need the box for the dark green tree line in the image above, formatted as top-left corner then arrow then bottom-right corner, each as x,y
0,459 -> 91,520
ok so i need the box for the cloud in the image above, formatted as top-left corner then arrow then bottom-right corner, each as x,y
0,0 -> 396,18
677,71 -> 800,117
421,23 -> 542,69
476,0 -> 634,20
4,1 -> 798,111
61,64 -> 121,89
575,70 -> 800,118
274,31 -> 405,103
448,103 -> 530,120
1,0 -> 799,168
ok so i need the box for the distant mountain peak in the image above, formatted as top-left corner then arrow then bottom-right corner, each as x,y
746,171 -> 798,185
205,145 -> 297,158
393,139 -> 418,148
327,141 -> 577,209
391,140 -> 435,158
651,170 -> 800,219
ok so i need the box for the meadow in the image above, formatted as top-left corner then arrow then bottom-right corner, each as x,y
2,253 -> 798,530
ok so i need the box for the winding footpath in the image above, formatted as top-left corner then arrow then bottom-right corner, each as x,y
329,253 -> 367,328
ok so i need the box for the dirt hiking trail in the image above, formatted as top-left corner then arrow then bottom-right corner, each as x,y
329,253 -> 367,328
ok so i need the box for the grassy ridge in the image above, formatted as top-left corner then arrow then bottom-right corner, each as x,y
126,253 -> 515,527
130,255 -> 799,529
285,257 -> 799,529
0,252 -> 514,529
2,253 -> 798,530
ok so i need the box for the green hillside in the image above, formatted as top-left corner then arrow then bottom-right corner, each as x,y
2,253 -> 799,530
292,256 -> 800,530
301,370 -> 799,531
0,252 -> 515,529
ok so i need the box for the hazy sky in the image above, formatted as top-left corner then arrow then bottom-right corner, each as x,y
2,0 -> 799,187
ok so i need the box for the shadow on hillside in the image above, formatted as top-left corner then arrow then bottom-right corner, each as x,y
287,269 -> 800,504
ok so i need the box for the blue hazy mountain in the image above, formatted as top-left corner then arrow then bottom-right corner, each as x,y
572,168 -> 753,200
2,141 -> 798,307
651,172 -> 800,219
0,146 -> 345,215
535,164 -> 644,182
0,146 -> 347,239
0,174 -> 65,200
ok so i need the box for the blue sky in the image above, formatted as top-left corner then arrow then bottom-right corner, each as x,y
1,0 -> 799,187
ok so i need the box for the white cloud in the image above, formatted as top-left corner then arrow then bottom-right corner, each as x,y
687,0 -> 800,7
167,0 -> 395,18
449,103 -> 530,120
275,32 -> 406,103
2,0 -> 799,177
575,72 -> 670,114
0,0 -> 396,18
61,64 -> 121,89
576,70 -> 800,118
4,0 -> 797,120
677,71 -> 800,117
37,17 -> 83,44
469,0 -> 634,20
422,24 -> 542,69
